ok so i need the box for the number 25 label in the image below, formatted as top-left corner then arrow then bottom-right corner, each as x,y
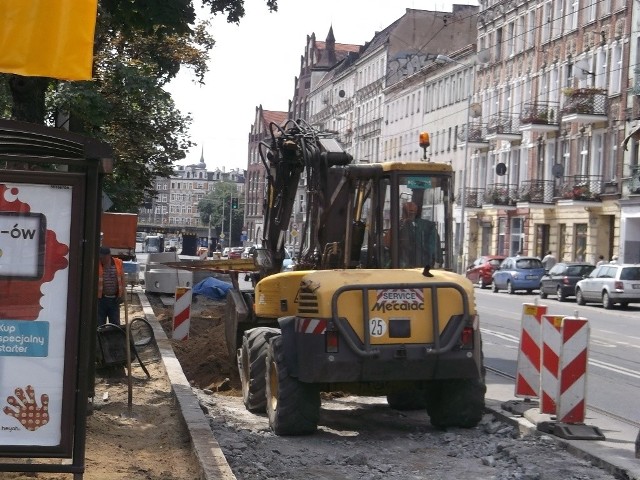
369,317 -> 387,337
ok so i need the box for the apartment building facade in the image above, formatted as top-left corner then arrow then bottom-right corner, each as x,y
139,153 -> 245,247
462,0 -> 631,265
300,1 -> 640,267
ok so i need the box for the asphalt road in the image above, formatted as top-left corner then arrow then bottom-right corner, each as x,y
476,287 -> 640,426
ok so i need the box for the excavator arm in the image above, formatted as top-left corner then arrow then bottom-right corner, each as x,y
256,120 -> 352,277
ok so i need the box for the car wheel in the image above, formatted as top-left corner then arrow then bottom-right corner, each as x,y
492,282 -> 499,293
539,285 -> 547,299
556,286 -> 566,302
477,278 -> 485,289
506,281 -> 515,295
602,291 -> 614,310
576,288 -> 586,306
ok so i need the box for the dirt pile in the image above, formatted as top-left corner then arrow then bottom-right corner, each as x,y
151,295 -> 241,394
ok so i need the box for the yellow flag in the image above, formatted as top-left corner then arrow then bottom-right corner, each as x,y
0,0 -> 98,80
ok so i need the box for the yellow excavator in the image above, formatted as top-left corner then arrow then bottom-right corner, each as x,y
222,120 -> 485,435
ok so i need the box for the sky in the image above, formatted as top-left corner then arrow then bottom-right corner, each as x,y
167,0 -> 472,172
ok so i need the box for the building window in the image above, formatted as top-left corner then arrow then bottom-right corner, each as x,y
527,10 -> 535,47
542,1 -> 552,43
535,224 -> 550,259
564,0 -> 578,31
507,22 -> 515,57
510,217 -> 524,255
558,223 -> 566,261
498,217 -> 507,255
609,42 -> 622,95
574,223 -> 587,261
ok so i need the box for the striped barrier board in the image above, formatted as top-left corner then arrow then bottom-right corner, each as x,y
514,303 -> 548,398
540,314 -> 564,415
172,287 -> 192,341
557,316 -> 589,423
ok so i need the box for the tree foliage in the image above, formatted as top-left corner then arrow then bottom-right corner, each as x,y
198,182 -> 244,245
0,0 -> 278,212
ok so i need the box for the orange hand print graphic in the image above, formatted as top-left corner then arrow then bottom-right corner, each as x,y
3,385 -> 50,431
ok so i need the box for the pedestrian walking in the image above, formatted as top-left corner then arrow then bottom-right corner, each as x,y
541,250 -> 557,272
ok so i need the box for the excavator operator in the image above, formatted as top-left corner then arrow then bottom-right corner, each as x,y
399,201 -> 443,268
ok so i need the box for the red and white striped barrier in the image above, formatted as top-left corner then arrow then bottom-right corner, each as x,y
514,303 -> 547,398
540,314 -> 564,415
557,316 -> 589,423
172,287 -> 192,341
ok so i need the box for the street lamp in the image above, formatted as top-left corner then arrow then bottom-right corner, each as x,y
435,54 -> 476,273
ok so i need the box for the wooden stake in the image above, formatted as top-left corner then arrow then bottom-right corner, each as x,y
124,294 -> 132,410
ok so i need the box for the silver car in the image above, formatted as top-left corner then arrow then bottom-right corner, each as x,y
575,264 -> 640,309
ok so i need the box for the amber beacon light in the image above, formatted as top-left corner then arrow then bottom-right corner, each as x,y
419,132 -> 430,159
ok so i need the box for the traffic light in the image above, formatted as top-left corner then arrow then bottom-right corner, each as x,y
231,198 -> 238,209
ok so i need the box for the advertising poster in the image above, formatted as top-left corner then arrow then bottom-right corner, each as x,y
0,182 -> 71,447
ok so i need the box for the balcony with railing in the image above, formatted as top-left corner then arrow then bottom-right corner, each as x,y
456,187 -> 485,208
519,102 -> 560,132
517,180 -> 555,204
486,114 -> 522,142
560,88 -> 608,124
483,183 -> 517,207
555,175 -> 603,202
456,121 -> 489,149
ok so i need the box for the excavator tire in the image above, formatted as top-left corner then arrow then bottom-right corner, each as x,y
239,327 -> 280,412
386,388 -> 428,410
425,378 -> 486,429
266,335 -> 320,435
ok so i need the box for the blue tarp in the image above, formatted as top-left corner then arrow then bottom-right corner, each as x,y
192,276 -> 233,300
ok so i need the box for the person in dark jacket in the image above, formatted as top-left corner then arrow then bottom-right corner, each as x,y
399,201 -> 443,268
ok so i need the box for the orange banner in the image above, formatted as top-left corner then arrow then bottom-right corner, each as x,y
0,0 -> 98,80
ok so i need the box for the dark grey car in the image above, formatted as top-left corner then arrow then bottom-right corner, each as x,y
539,262 -> 595,301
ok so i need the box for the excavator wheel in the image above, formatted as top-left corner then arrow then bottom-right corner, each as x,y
239,327 -> 280,412
425,378 -> 486,429
266,335 -> 320,435
386,388 -> 428,410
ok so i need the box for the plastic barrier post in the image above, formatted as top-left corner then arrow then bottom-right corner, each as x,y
172,287 -> 192,341
540,315 -> 564,415
514,303 -> 548,398
557,316 -> 589,423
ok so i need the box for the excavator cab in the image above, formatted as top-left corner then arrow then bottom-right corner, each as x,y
349,164 -> 453,271
291,160 -> 454,273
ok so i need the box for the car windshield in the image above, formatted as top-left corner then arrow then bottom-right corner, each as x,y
620,267 -> 640,280
488,259 -> 502,267
516,258 -> 543,269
